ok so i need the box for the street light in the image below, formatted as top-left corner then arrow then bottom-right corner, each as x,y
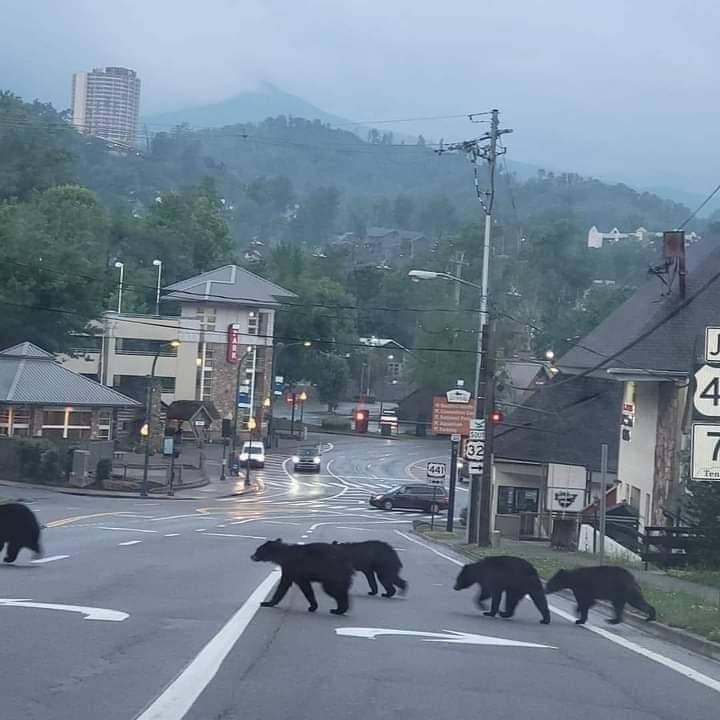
141,339 -> 181,497
152,259 -> 163,316
408,267 -> 490,545
114,261 -> 124,313
230,346 -> 254,469
266,340 -> 312,443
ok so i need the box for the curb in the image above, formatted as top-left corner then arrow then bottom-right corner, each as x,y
410,527 -> 720,663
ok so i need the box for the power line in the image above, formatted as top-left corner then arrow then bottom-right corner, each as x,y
679,180 -> 720,229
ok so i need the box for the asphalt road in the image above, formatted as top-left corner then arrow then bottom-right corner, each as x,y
1,434 -> 718,720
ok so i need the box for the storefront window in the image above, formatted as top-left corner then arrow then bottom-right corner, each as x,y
97,410 -> 112,440
41,407 -> 92,439
497,486 -> 539,514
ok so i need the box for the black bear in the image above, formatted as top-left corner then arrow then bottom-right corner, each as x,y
454,555 -> 551,624
332,540 -> 407,597
251,539 -> 353,615
0,502 -> 42,563
545,566 -> 656,625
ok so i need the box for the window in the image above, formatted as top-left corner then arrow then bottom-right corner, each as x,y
258,311 -> 270,337
11,407 -> 30,436
247,311 -> 258,335
41,407 -> 92,440
158,377 -> 176,393
387,361 -> 402,378
115,338 -> 178,356
0,407 -> 10,437
70,335 -> 103,354
497,486 -> 539,514
195,308 -> 217,332
630,485 -> 641,511
644,493 -> 651,525
97,410 -> 112,440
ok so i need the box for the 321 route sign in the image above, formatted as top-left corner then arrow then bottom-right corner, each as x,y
691,423 -> 720,481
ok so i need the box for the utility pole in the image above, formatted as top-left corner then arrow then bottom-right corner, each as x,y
451,251 -> 466,306
437,109 -> 512,545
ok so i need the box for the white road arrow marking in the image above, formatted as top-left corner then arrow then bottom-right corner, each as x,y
30,554 -> 70,564
335,627 -> 555,648
0,598 -> 128,622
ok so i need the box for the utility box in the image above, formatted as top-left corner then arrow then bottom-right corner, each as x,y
69,449 -> 92,488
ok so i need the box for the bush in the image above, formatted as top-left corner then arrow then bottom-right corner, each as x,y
96,458 -> 112,482
16,439 -> 55,480
39,448 -> 61,481
320,417 -> 351,432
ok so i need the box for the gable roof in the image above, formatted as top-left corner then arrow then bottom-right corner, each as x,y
493,374 -> 622,473
165,400 -> 220,422
0,342 -> 55,359
559,238 -> 720,375
162,265 -> 296,307
0,343 -> 140,407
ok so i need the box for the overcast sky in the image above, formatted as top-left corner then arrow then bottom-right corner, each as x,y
2,1 -> 718,194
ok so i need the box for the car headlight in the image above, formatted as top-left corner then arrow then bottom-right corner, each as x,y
313,456 -> 321,464
292,456 -> 300,463
239,454 -> 248,461
373,495 -> 383,501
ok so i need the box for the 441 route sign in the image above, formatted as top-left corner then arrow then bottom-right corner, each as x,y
693,365 -> 720,418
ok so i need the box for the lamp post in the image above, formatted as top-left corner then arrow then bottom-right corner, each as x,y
379,353 -> 394,417
142,339 -> 181,497
114,261 -> 124,313
230,346 -> 254,471
298,390 -> 308,425
408,268 -> 494,545
266,340 -> 311,444
152,259 -> 162,315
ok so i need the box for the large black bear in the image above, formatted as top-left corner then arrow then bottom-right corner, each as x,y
545,566 -> 656,625
251,539 -> 353,615
332,540 -> 407,597
454,555 -> 551,624
0,502 -> 42,563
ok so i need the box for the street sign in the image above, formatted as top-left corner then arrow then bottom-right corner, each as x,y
237,384 -> 251,408
464,439 -> 485,461
470,418 -> 484,431
273,375 -> 284,396
431,396 -> 474,436
446,388 -> 471,404
705,327 -> 720,364
426,461 -> 447,482
693,365 -> 720,417
691,423 -> 720,481
450,433 -> 461,443
226,324 -> 241,363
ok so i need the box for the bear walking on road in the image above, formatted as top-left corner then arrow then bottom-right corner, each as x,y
332,540 -> 407,597
251,539 -> 353,615
454,555 -> 551,624
545,566 -> 656,625
0,503 -> 42,563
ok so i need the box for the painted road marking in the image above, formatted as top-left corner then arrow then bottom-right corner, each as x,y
98,526 -> 159,534
0,598 -> 128,622
118,540 -> 142,546
396,531 -> 720,694
336,627 -> 555,648
46,512 -> 141,528
164,533 -> 180,537
135,570 -> 279,720
31,555 -> 69,564
203,532 -> 267,540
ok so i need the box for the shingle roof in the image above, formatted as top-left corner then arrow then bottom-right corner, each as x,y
162,265 -> 296,306
166,400 -> 220,422
559,238 -> 720,375
493,374 -> 622,473
0,343 -> 140,407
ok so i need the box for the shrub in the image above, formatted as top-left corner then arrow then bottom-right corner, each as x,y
96,458 -> 112,482
39,448 -> 61,481
320,417 -> 351,431
16,439 -> 55,480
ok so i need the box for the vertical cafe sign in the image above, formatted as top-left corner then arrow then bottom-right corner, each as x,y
227,323 -> 240,363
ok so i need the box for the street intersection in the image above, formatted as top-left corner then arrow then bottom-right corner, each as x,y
0,435 -> 718,720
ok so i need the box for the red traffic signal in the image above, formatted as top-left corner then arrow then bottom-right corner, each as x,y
489,408 -> 503,424
286,393 -> 295,404
355,411 -> 366,421
353,409 -> 369,433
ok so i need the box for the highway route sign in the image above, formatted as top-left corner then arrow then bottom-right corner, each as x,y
691,423 -> 720,481
693,365 -> 720,417
464,439 -> 484,460
426,462 -> 447,482
705,327 -> 720,364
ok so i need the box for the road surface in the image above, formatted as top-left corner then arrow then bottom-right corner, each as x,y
0,434 -> 717,720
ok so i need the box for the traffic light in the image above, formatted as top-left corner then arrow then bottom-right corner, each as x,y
354,409 -> 369,433
490,408 -> 503,424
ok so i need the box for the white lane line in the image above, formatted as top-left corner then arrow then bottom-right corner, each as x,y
135,570 -> 279,720
98,526 -> 159,534
118,540 -> 142,546
164,534 -> 180,537
31,554 -> 70,564
395,531 -> 720,695
203,532 -> 267,540
195,528 -> 208,532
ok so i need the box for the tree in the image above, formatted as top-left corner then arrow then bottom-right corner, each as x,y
393,194 -> 415,228
687,481 -> 720,564
0,185 -> 109,351
314,354 -> 350,412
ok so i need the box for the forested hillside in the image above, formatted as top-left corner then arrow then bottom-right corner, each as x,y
0,89 -> 702,398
